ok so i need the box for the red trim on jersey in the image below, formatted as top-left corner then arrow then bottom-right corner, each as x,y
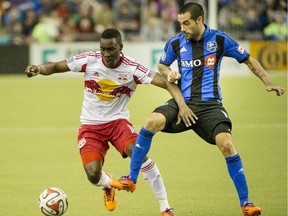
123,57 -> 148,73
133,75 -> 142,84
123,57 -> 138,66
136,64 -> 148,73
81,63 -> 87,72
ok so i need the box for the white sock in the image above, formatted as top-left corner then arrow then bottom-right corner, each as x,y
95,170 -> 112,188
141,158 -> 170,212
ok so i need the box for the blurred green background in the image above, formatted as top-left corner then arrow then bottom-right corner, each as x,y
0,73 -> 286,215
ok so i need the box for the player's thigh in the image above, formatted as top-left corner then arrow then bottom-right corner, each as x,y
78,125 -> 110,165
110,119 -> 138,158
153,98 -> 181,132
193,107 -> 232,144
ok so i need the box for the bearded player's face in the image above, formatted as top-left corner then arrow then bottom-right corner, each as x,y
100,38 -> 123,68
178,12 -> 202,41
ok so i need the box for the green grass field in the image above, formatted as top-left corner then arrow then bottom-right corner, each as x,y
0,73 -> 287,216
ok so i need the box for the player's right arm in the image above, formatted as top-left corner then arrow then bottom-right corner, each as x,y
25,60 -> 70,78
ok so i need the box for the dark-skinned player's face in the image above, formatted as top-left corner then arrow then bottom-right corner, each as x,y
100,38 -> 123,68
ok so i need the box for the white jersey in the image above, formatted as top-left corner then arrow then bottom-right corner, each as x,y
67,51 -> 156,125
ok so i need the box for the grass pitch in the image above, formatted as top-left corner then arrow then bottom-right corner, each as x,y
0,72 -> 286,216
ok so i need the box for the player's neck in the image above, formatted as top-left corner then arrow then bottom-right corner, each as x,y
195,24 -> 205,41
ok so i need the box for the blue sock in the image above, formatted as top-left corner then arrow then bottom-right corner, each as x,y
225,154 -> 249,207
129,127 -> 155,183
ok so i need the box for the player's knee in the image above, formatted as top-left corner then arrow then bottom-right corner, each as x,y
126,143 -> 148,162
215,133 -> 236,156
84,164 -> 102,184
143,112 -> 166,132
221,140 -> 235,155
126,142 -> 135,157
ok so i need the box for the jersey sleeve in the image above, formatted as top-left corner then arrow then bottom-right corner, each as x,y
133,63 -> 156,84
223,34 -> 250,63
159,38 -> 178,66
66,51 -> 95,72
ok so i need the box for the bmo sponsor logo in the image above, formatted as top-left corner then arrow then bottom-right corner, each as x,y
205,55 -> 217,68
181,59 -> 202,68
181,56 -> 217,68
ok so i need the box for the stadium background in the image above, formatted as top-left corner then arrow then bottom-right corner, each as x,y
0,0 -> 287,216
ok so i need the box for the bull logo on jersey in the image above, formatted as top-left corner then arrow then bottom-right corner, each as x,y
207,41 -> 218,52
84,80 -> 133,102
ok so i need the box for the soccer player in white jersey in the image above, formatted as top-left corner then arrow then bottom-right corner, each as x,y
25,28 -> 195,216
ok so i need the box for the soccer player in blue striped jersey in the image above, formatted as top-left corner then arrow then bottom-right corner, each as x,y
111,2 -> 285,216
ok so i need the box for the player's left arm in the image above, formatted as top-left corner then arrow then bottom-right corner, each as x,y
25,60 -> 70,78
151,72 -> 197,126
244,56 -> 285,96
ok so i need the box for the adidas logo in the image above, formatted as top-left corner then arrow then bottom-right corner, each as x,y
180,47 -> 187,52
135,144 -> 141,148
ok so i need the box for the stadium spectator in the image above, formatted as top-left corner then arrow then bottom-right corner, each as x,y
31,13 -> 60,43
9,20 -> 26,45
263,12 -> 288,41
0,25 -> 10,44
244,8 -> 264,40
159,5 -> 177,41
140,16 -> 163,41
2,5 -> 23,35
75,16 -> 99,41
114,0 -> 141,41
22,8 -> 38,42
94,2 -> 115,34
58,18 -> 76,42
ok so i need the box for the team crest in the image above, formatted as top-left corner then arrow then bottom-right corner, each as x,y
207,41 -> 218,52
118,74 -> 128,82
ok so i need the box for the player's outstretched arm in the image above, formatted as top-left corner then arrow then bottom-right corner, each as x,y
158,62 -> 181,83
151,72 -> 197,126
244,56 -> 285,96
25,60 -> 70,78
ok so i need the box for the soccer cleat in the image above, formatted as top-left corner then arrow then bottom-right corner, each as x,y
161,208 -> 176,216
242,202 -> 261,216
103,187 -> 116,211
110,175 -> 136,192
103,173 -> 117,211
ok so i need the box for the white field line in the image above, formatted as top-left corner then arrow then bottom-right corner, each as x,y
0,123 -> 286,133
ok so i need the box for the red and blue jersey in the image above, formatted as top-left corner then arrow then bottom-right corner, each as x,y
159,24 -> 250,103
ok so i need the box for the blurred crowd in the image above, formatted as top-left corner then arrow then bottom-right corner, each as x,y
218,0 -> 287,41
0,0 -> 287,45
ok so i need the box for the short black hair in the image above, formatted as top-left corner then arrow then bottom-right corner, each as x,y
179,2 -> 204,21
101,28 -> 122,44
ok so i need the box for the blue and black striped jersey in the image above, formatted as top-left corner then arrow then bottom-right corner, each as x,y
159,24 -> 250,103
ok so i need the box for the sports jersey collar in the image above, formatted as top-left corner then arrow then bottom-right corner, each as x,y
102,52 -> 124,69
